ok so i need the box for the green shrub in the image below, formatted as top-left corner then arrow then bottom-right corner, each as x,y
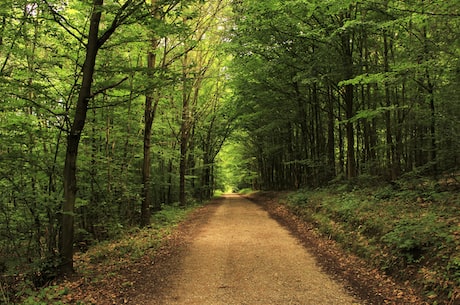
287,191 -> 309,206
18,284 -> 69,305
237,188 -> 253,195
447,256 -> 460,286
152,204 -> 190,228
381,214 -> 448,264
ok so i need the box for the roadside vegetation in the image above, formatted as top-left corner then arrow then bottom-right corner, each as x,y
282,175 -> 460,304
3,203 -> 200,305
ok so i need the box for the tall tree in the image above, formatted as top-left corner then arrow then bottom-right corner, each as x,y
60,0 -> 145,274
141,0 -> 163,228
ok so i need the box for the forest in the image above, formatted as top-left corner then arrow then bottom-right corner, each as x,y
229,0 -> 459,189
0,0 -> 459,303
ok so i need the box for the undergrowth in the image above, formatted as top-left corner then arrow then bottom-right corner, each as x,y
285,177 -> 460,304
11,203 -> 200,305
238,188 -> 254,195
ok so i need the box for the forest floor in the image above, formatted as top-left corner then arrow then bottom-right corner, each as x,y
42,193 -> 427,305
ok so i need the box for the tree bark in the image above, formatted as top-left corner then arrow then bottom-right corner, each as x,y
326,86 -> 336,180
141,0 -> 161,227
141,91 -> 154,227
141,50 -> 159,227
60,0 -> 103,274
179,52 -> 190,206
383,33 -> 396,180
341,27 -> 356,179
345,83 -> 356,179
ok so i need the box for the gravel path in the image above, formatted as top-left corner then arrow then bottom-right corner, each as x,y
151,194 -> 360,305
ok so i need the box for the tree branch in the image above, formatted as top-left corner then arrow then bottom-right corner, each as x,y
10,93 -> 65,118
90,77 -> 129,99
41,0 -> 87,45
97,0 -> 146,48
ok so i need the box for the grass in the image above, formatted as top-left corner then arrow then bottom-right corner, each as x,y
238,188 -> 254,195
285,178 -> 460,304
82,203 -> 198,268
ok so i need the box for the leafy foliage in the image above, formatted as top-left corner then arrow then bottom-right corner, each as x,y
229,0 -> 460,188
0,0 -> 234,300
382,215 -> 449,264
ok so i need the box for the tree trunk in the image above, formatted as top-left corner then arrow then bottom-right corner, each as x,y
338,104 -> 345,176
60,0 -> 103,275
141,50 -> 158,227
341,30 -> 356,179
0,16 -> 5,46
179,52 -> 190,206
326,86 -> 336,180
141,0 -> 160,227
141,91 -> 154,227
345,84 -> 356,179
428,79 -> 436,175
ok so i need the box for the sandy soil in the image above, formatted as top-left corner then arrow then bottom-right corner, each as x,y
143,194 -> 361,305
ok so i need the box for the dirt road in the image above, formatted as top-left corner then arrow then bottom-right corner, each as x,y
147,194 -> 361,304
